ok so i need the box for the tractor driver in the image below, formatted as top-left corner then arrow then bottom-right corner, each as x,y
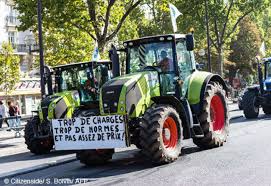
84,71 -> 98,100
159,50 -> 173,72
158,50 -> 175,95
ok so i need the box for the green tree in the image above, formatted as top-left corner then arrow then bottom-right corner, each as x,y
0,43 -> 20,93
254,7 -> 271,57
176,0 -> 268,77
228,17 -> 262,84
43,26 -> 94,66
15,0 -> 142,54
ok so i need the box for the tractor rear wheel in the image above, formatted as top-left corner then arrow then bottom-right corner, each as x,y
193,82 -> 229,149
139,105 -> 182,164
24,116 -> 54,155
242,90 -> 259,119
263,106 -> 271,115
75,109 -> 114,166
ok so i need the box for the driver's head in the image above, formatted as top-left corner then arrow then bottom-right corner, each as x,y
161,50 -> 167,59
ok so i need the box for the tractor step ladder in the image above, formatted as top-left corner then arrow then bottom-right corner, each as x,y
192,123 -> 204,138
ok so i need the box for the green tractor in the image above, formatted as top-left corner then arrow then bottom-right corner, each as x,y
25,61 -> 116,154
72,34 -> 229,165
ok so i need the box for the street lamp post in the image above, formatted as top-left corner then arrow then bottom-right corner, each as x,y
37,0 -> 46,99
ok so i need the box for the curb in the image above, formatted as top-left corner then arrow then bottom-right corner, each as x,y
0,156 -> 77,179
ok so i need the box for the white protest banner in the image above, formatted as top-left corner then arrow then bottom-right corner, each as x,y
51,115 -> 127,150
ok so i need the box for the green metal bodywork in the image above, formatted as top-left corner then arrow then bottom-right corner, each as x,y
100,71 -> 160,118
38,91 -> 80,122
100,70 -> 213,119
187,71 -> 212,105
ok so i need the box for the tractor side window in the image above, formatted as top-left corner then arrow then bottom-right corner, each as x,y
176,41 -> 193,81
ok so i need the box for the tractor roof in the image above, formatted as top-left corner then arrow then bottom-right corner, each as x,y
124,34 -> 187,45
263,57 -> 271,62
52,60 -> 111,69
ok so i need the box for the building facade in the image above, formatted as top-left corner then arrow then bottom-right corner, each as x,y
0,0 -> 41,115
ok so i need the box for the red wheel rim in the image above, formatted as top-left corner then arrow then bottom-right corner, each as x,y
210,95 -> 225,131
162,116 -> 178,148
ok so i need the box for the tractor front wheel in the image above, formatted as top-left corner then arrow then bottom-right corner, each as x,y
75,109 -> 114,166
139,105 -> 182,164
24,116 -> 54,155
193,82 -> 229,149
242,90 -> 259,119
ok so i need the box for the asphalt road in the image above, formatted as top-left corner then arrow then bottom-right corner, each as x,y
1,106 -> 271,186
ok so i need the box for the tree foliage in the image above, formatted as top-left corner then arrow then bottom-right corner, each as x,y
0,43 -> 20,93
15,0 -> 142,54
228,17 -> 262,84
14,0 -> 271,83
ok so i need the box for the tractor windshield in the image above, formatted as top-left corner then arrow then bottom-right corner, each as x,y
58,64 -> 112,102
128,41 -> 174,73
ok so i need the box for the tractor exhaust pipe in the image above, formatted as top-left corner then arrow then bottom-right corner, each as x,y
109,45 -> 120,77
44,65 -> 53,95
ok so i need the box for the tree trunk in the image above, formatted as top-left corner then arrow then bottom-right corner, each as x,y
217,46 -> 224,77
97,40 -> 106,57
228,66 -> 236,86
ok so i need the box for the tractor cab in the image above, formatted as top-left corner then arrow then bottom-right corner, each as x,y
113,34 -> 196,98
51,61 -> 113,105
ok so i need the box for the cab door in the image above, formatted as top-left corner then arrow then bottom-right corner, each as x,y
175,40 -> 195,98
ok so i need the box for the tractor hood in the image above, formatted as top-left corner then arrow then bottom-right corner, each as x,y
100,71 -> 160,117
39,90 -> 80,121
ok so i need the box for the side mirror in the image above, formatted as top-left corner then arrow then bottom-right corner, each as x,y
44,65 -> 53,95
186,34 -> 194,51
109,44 -> 120,77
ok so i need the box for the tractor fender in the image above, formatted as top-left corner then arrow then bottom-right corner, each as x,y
151,96 -> 191,139
187,71 -> 228,115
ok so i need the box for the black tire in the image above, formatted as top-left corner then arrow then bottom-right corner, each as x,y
242,90 -> 259,119
75,109 -> 114,166
139,104 -> 183,164
193,82 -> 229,149
24,116 -> 54,155
238,101 -> 243,110
263,106 -> 271,115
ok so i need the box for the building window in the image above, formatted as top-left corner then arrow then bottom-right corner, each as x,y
8,5 -> 16,16
8,32 -> 16,45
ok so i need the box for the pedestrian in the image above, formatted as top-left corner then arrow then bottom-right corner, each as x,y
0,100 -> 7,129
7,101 -> 19,128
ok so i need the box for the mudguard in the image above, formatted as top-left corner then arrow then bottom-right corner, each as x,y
187,71 -> 227,114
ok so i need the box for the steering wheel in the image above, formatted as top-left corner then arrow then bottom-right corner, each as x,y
142,66 -> 161,72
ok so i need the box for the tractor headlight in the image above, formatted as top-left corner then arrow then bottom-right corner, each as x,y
72,92 -> 80,101
120,107 -> 124,111
104,103 -> 108,108
51,103 -> 56,108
